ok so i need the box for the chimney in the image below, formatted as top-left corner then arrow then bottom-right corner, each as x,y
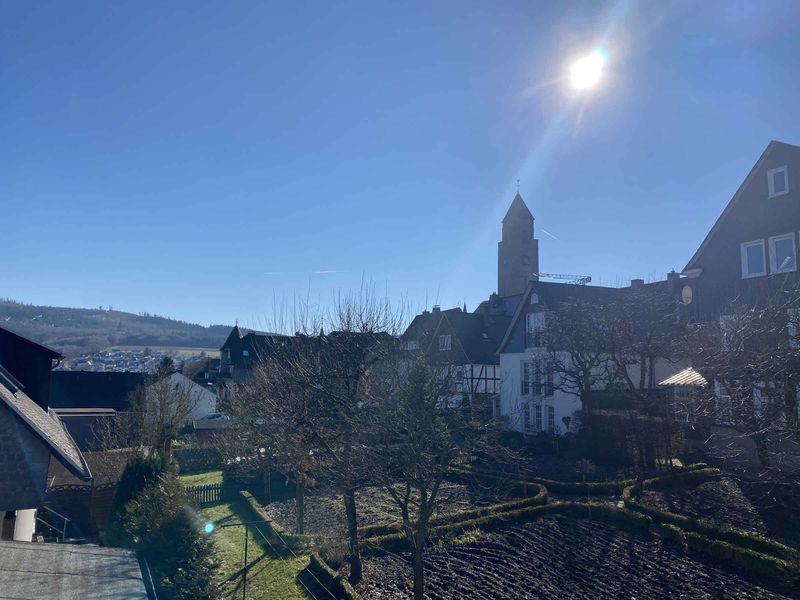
666,270 -> 680,290
432,305 -> 441,313
630,278 -> 644,290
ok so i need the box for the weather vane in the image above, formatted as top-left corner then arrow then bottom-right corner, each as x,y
516,179 -> 520,193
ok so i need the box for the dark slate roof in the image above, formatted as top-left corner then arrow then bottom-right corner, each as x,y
0,365 -> 90,481
403,308 -> 511,365
0,540 -> 148,599
51,408 -> 118,452
0,324 -> 63,359
503,192 -> 533,223
50,371 -> 146,411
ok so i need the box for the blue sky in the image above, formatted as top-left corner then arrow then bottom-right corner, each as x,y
3,1 -> 800,328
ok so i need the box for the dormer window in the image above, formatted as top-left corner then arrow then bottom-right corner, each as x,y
768,166 -> 788,198
740,239 -> 766,279
769,233 -> 796,274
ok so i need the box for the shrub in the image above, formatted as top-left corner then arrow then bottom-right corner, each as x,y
358,483 -> 548,540
304,551 -> 362,600
106,453 -> 171,544
124,476 -> 219,600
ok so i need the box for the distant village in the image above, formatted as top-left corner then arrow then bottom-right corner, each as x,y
2,140 -> 800,599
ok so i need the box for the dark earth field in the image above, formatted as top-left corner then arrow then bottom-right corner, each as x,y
263,480 -> 522,535
638,476 -> 772,537
355,517 -> 792,599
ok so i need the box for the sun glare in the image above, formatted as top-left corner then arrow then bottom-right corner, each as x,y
570,51 -> 605,90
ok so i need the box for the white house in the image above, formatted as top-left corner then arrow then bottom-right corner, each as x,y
496,278 -> 683,436
147,372 -> 218,423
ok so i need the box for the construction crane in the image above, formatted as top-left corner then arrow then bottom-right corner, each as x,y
536,273 -> 592,285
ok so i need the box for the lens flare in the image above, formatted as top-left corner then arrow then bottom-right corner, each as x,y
570,51 -> 605,90
203,522 -> 215,534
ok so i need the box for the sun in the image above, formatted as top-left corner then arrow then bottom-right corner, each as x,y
570,51 -> 605,90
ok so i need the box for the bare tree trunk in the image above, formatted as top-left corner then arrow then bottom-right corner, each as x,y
400,502 -> 414,549
263,457 -> 272,503
296,478 -> 305,534
413,494 -> 429,600
344,488 -> 362,584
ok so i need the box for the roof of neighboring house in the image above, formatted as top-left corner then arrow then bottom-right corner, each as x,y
51,408 -> 118,452
0,365 -> 91,481
0,540 -> 149,599
50,370 -> 146,411
404,307 -> 511,365
658,367 -> 709,387
684,140 -> 800,273
48,448 -> 134,488
0,324 -> 63,359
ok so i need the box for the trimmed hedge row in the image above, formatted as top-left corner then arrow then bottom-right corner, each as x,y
304,551 -> 362,600
651,523 -> 799,592
363,502 -> 653,555
623,472 -> 800,563
447,467 -> 551,498
239,491 -> 316,550
358,483 -> 548,539
454,462 -> 711,497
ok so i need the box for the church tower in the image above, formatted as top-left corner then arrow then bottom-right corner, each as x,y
498,192 -> 539,297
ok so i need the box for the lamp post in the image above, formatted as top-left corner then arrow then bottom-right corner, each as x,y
204,519 -> 263,600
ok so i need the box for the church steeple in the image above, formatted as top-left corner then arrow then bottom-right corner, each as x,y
498,192 -> 539,297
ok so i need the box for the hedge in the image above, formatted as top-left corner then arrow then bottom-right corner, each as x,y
358,483 -> 548,539
623,472 -> 800,563
363,502 -> 652,555
452,462 -> 712,497
239,491 -> 317,550
303,551 -> 362,600
683,531 -> 800,593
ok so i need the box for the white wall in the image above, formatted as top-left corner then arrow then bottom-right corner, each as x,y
155,373 -> 218,422
498,350 -> 582,436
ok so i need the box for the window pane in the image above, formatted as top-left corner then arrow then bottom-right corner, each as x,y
774,238 -> 795,271
773,171 -> 787,194
746,244 -> 764,274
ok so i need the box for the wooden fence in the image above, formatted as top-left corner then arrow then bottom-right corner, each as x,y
184,483 -> 230,506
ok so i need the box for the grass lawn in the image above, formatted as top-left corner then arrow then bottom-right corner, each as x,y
201,499 -> 312,600
180,469 -> 223,487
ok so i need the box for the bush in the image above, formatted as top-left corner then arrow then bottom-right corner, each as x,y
358,483 -> 548,540
124,476 -> 219,600
106,453 -> 171,544
624,473 -> 800,563
364,502 -> 652,554
304,551 -> 362,600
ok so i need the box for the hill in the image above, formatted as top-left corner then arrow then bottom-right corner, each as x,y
0,299 -> 231,357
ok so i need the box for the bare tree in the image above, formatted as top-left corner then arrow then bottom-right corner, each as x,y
685,284 -> 800,484
367,355 -> 513,600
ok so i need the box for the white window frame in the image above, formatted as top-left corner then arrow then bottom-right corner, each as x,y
525,312 -> 545,348
740,239 -> 766,279
523,403 -> 532,433
521,361 -> 531,395
768,166 -> 789,199
547,405 -> 555,433
438,334 -> 451,351
533,403 -> 542,431
769,233 -> 797,274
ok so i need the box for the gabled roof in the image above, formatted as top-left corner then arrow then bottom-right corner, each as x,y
497,279 -> 627,353
0,325 -> 62,359
684,140 -> 800,273
404,308 -> 510,365
503,192 -> 533,223
0,364 -> 91,481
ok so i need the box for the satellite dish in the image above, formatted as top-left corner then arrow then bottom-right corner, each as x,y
681,285 -> 693,305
